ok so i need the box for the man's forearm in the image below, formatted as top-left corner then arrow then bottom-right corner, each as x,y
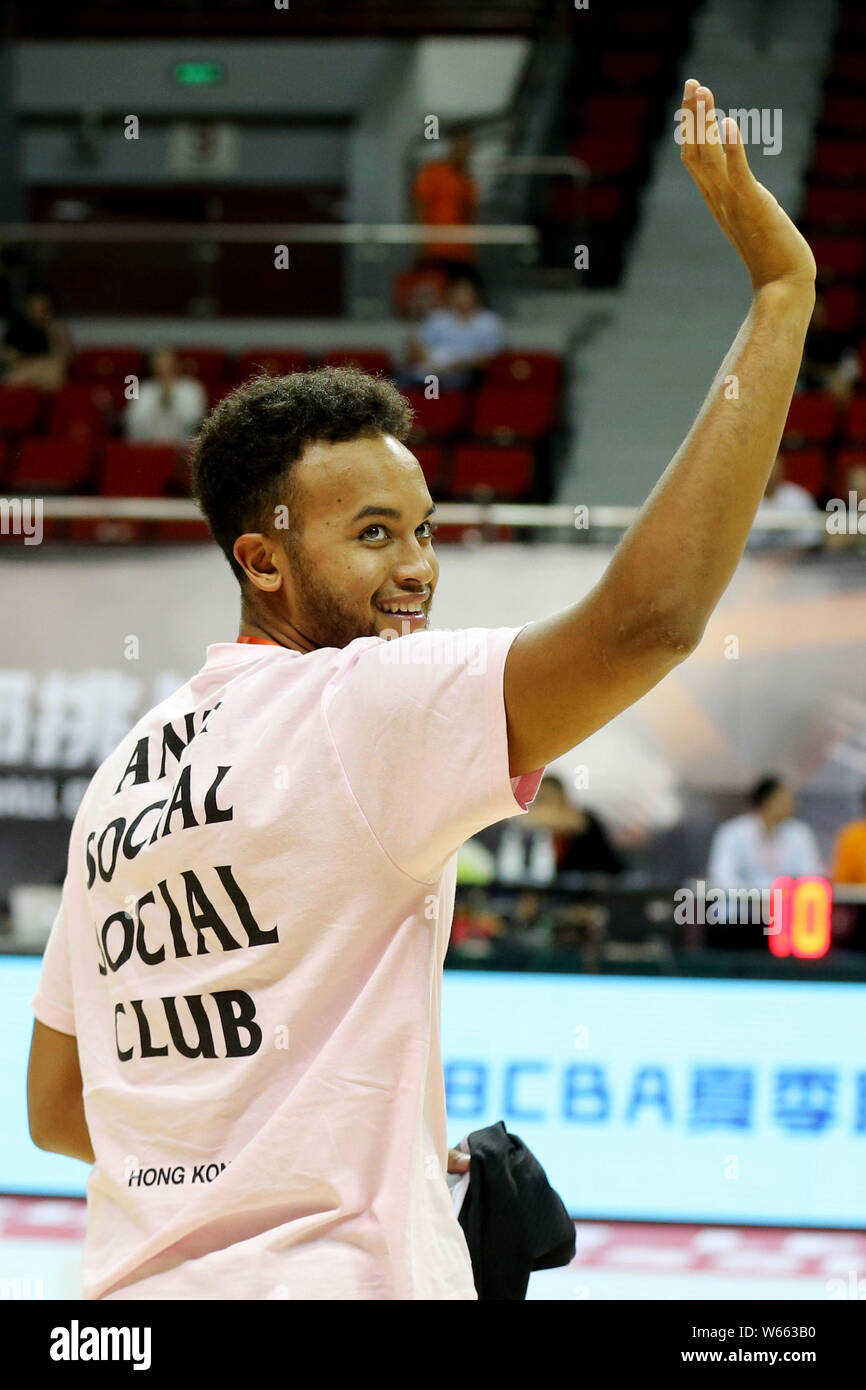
601,281 -> 815,643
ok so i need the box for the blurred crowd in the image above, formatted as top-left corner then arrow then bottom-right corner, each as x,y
451,770 -> 866,954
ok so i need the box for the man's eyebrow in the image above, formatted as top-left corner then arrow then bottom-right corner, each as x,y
349,502 -> 437,524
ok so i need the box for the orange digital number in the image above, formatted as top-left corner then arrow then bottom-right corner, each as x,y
767,876 -> 832,958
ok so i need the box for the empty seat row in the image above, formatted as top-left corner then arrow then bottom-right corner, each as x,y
61,346 -> 561,404
784,392 -> 866,442
782,444 -> 866,498
0,436 -> 541,504
809,138 -> 866,181
413,443 -> 535,500
0,440 -> 183,495
0,360 -> 562,450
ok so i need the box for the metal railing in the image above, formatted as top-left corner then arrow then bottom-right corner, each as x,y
0,221 -> 539,246
21,497 -> 846,540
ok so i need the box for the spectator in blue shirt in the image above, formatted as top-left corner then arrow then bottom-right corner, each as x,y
398,271 -> 503,390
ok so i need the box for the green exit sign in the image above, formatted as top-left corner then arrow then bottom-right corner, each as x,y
173,61 -> 225,87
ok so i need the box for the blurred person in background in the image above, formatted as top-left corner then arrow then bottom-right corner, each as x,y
0,286 -> 72,389
125,347 -> 207,444
497,773 -> 626,884
412,128 -> 477,271
749,453 -> 821,550
707,775 -> 823,889
399,270 -> 503,391
796,292 -> 860,402
831,785 -> 866,884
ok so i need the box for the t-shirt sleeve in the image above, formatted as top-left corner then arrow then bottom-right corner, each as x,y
31,887 -> 76,1036
323,625 -> 545,882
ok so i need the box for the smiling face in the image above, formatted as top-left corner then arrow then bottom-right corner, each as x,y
234,432 -> 439,650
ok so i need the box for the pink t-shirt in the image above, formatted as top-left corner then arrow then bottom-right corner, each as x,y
31,626 -> 543,1300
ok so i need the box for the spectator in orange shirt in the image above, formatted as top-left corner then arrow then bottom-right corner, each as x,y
831,788 -> 866,883
412,129 -> 477,269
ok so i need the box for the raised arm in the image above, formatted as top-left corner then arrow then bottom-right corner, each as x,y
505,79 -> 817,777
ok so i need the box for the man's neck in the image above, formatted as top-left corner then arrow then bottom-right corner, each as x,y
237,614 -> 318,653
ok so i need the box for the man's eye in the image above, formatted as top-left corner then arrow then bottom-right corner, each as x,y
359,521 -> 437,540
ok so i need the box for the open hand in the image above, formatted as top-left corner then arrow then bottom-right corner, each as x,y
679,78 -> 816,293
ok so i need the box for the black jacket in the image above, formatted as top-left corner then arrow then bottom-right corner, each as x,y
457,1121 -> 576,1299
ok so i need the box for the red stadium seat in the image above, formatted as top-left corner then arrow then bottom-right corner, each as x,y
484,351 -> 561,392
11,439 -> 93,492
451,444 -> 534,500
409,443 -> 445,489
0,386 -> 41,435
587,184 -> 625,221
172,347 -> 228,387
99,442 -> 181,498
236,348 -> 310,380
832,54 -> 866,85
779,448 -> 828,496
48,386 -> 111,445
471,388 -> 558,441
803,186 -> 866,227
581,93 -> 651,131
838,12 -> 866,40
783,393 -> 838,442
569,132 -> 644,178
600,51 -> 663,86
618,10 -> 675,41
70,347 -> 144,408
810,139 -> 866,181
810,236 -> 866,280
844,397 -> 866,443
320,349 -> 393,376
403,389 -> 469,439
822,285 -> 860,332
821,96 -> 866,135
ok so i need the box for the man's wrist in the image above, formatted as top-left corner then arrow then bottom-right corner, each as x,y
751,278 -> 816,317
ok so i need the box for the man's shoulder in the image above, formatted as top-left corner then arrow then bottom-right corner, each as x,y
713,813 -> 752,842
424,308 -> 454,327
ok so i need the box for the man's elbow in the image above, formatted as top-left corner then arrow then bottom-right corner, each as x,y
623,607 -> 705,664
652,619 -> 704,659
28,1113 -> 56,1153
